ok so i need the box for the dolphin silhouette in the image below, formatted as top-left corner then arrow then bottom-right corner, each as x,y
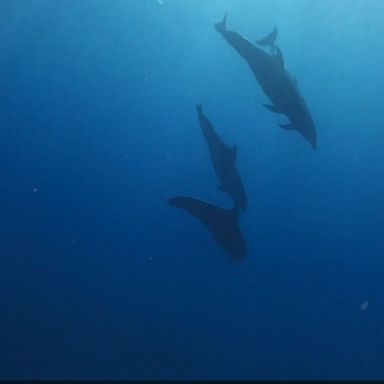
196,104 -> 247,211
168,196 -> 247,262
215,13 -> 317,149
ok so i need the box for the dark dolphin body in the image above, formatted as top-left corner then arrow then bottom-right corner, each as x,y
196,104 -> 247,211
215,14 -> 317,149
168,196 -> 247,262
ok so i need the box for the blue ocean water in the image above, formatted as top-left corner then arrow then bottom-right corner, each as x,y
0,0 -> 383,380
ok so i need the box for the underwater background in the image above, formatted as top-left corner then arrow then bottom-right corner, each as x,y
0,0 -> 383,380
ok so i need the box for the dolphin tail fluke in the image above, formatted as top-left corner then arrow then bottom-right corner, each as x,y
256,26 -> 278,46
215,12 -> 227,34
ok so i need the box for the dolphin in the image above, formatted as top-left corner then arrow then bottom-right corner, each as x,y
196,104 -> 247,211
215,13 -> 317,149
168,196 -> 247,262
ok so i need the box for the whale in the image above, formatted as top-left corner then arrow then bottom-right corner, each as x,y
168,196 -> 247,262
215,13 -> 317,149
196,104 -> 247,211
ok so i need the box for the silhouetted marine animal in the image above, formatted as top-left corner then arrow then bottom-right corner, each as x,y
168,196 -> 247,262
196,104 -> 247,211
215,13 -> 317,149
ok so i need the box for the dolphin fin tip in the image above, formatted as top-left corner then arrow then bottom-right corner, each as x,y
215,12 -> 227,33
256,26 -> 278,46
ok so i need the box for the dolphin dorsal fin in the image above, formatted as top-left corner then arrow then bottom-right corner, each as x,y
256,26 -> 278,47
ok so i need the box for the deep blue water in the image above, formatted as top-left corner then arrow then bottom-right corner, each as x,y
0,0 -> 383,380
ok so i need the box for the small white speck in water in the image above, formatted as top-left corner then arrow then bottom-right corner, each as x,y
360,300 -> 369,311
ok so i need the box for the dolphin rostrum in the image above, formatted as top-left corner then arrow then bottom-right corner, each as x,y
196,104 -> 247,211
168,196 -> 247,262
215,13 -> 317,149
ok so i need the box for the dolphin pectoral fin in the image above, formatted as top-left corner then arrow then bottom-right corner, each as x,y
215,12 -> 227,34
264,104 -> 283,114
279,123 -> 295,130
256,26 -> 278,46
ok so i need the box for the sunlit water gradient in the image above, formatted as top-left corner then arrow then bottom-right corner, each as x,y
0,0 -> 383,380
